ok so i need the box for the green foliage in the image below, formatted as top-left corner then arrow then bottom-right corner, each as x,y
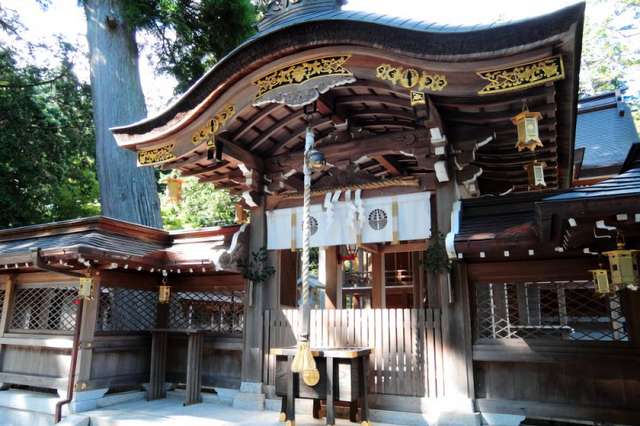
423,233 -> 451,274
238,247 -> 275,285
121,0 -> 257,93
0,44 -> 99,229
581,0 -> 640,124
160,176 -> 237,230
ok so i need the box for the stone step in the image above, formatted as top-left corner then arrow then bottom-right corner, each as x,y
232,392 -> 265,411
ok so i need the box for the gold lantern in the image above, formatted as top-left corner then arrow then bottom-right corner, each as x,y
159,279 -> 171,304
603,235 -> 640,289
165,177 -> 183,204
512,106 -> 543,152
524,160 -> 547,189
590,268 -> 613,295
78,277 -> 93,299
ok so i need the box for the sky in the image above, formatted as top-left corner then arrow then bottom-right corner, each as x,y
2,0 -> 637,114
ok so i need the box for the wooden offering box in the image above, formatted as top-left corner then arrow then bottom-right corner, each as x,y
272,347 -> 371,425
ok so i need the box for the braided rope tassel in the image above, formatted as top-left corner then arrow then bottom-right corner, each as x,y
300,126 -> 313,339
291,126 -> 320,387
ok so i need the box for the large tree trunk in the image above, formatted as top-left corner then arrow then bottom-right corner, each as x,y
84,0 -> 162,228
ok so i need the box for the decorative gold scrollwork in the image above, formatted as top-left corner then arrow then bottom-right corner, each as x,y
477,55 -> 565,95
376,64 -> 447,92
253,55 -> 353,101
191,104 -> 236,146
137,143 -> 176,166
410,91 -> 426,106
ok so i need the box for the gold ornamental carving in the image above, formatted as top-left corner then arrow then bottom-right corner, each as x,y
253,55 -> 355,106
192,104 -> 236,146
376,64 -> 447,92
410,91 -> 427,106
477,55 -> 565,95
137,143 -> 176,166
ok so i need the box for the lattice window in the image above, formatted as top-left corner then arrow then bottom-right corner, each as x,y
475,281 -> 630,342
9,285 -> 78,332
169,290 -> 244,336
96,287 -> 157,333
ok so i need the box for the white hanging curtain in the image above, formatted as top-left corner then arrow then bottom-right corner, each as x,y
266,192 -> 431,250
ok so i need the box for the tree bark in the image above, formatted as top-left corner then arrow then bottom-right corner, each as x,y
84,0 -> 162,228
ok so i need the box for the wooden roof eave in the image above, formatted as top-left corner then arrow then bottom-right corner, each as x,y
110,3 -> 585,147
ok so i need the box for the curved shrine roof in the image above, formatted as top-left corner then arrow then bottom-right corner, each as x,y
112,2 -> 586,137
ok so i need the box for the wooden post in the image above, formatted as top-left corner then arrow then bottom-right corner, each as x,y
184,332 -> 203,406
371,251 -> 384,309
279,250 -> 298,307
75,271 -> 101,390
241,199 -> 269,384
148,331 -> 167,400
0,275 -> 15,336
326,356 -> 335,425
0,275 -> 14,390
435,181 -> 475,407
412,251 -> 424,308
321,247 -> 338,309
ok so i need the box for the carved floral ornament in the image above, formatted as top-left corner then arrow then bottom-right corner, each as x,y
191,104 -> 236,147
252,55 -> 356,107
376,64 -> 448,92
477,55 -> 565,95
137,143 -> 176,166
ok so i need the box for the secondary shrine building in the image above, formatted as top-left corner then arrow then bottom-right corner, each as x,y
0,1 -> 639,425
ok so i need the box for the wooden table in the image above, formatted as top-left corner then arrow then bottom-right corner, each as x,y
272,347 -> 371,425
148,328 -> 206,406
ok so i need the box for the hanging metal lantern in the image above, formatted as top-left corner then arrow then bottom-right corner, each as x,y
159,278 -> 171,304
590,268 -> 613,295
603,234 -> 639,290
512,106 -> 543,152
524,160 -> 547,189
165,178 -> 183,204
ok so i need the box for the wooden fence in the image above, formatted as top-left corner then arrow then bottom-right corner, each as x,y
262,308 -> 444,398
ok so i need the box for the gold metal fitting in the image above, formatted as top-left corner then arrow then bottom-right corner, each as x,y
278,412 -> 287,422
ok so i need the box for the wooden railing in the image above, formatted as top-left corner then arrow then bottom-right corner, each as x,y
262,308 -> 444,398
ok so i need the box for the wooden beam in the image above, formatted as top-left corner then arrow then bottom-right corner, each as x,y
249,110 -> 305,152
218,135 -> 264,171
181,161 -> 229,177
467,258 -> 595,283
267,129 -> 432,173
232,103 -> 283,143
373,155 -> 402,176
267,116 -> 335,156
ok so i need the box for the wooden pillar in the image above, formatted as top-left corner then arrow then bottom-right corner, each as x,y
371,251 -> 384,309
0,275 -> 14,336
320,247 -> 338,309
76,271 -> 101,390
412,251 -> 424,308
241,199 -> 268,384
148,331 -> 168,400
0,275 -> 14,389
279,250 -> 298,307
184,332 -> 203,405
436,182 -> 475,406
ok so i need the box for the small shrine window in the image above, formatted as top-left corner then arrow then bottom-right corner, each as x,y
9,284 -> 78,333
342,248 -> 373,309
384,252 -> 415,308
474,280 -> 630,342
